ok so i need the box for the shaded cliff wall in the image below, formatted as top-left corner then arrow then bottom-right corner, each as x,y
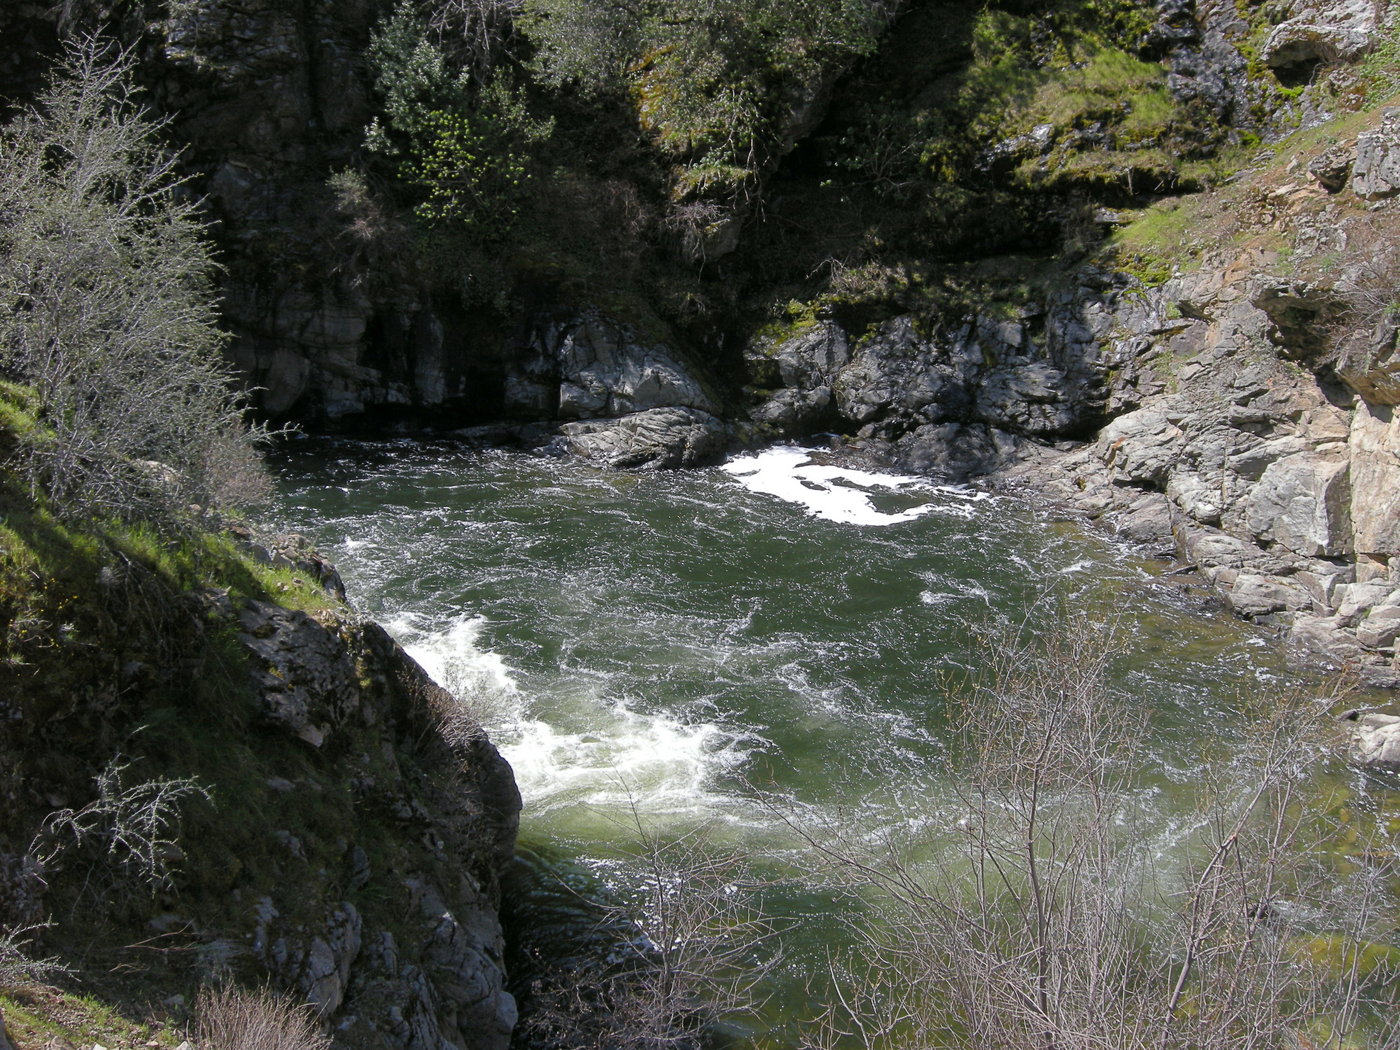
1,0 -> 525,424
0,521 -> 521,1048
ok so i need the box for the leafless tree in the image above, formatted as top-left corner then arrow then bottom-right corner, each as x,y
795,617 -> 1400,1050
0,35 -> 271,527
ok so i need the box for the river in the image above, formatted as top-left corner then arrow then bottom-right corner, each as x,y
269,437 -> 1385,1046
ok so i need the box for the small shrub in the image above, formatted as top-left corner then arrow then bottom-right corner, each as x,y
30,759 -> 211,897
365,2 -> 553,235
518,809 -> 783,1050
0,924 -> 70,986
195,985 -> 331,1050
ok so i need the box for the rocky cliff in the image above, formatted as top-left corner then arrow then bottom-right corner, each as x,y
0,524 -> 520,1049
741,1 -> 1400,683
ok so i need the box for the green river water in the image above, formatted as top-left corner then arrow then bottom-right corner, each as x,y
270,438 -> 1391,1046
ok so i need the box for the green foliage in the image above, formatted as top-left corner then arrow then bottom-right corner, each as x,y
1106,198 -> 1199,284
400,97 -> 551,229
816,0 -> 1206,228
0,37 -> 270,528
367,1 -> 553,234
733,0 -> 1228,343
517,0 -> 640,90
1358,1 -> 1400,102
521,0 -> 890,202
366,0 -> 464,143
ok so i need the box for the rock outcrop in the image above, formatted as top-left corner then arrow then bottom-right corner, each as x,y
230,601 -> 521,1050
1347,710 -> 1400,766
0,534 -> 521,1050
750,94 -> 1400,683
748,287 -> 1118,479
503,311 -> 731,468
560,406 -> 731,469
1261,0 -> 1383,77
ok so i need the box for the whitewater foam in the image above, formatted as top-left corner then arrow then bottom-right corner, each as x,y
499,704 -> 761,817
720,446 -> 939,526
391,614 -> 524,728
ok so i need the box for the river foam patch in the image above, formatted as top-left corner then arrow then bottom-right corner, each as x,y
720,446 -> 945,525
390,613 -> 525,727
384,609 -> 767,824
499,704 -> 761,818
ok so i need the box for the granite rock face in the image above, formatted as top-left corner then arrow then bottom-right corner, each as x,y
505,312 -> 719,421
232,604 -> 522,1050
1007,156 -> 1400,682
750,291 -> 1117,479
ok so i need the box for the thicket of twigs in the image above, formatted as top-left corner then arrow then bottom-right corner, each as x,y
526,620 -> 1399,1050
796,620 -> 1400,1050
0,36 -> 270,527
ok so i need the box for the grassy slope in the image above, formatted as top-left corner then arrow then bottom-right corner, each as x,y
0,382 -> 357,1043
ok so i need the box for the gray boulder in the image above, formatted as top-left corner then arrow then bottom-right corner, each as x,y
256,900 -> 363,1018
1110,492 -> 1177,548
561,407 -> 730,469
1308,140 -> 1355,190
1262,0 -> 1381,71
1263,21 -> 1373,69
1352,109 -> 1400,199
776,322 -> 851,388
1099,406 -> 1187,487
238,601 -> 362,747
1245,452 -> 1352,556
1349,400 -> 1400,556
976,361 -> 1077,435
1356,605 -> 1400,648
1349,712 -> 1400,767
1221,573 -> 1312,618
749,323 -> 850,433
552,315 -> 718,419
891,423 -> 1026,480
1336,313 -> 1400,406
833,318 -> 977,431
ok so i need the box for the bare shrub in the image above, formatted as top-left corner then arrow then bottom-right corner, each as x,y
30,758 -> 211,897
0,923 -> 71,986
0,35 -> 273,527
422,0 -> 524,85
519,806 -> 784,1050
798,618 -> 1400,1050
661,199 -> 731,265
195,984 -> 331,1050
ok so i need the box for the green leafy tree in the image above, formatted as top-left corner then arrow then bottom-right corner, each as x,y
521,0 -> 890,170
0,36 -> 270,524
366,1 -> 553,233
